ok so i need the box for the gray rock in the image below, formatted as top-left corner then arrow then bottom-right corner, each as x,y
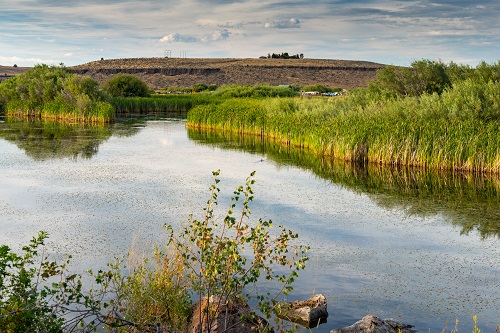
330,315 -> 415,333
276,294 -> 328,328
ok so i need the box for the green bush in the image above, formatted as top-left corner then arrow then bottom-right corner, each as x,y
193,83 -> 209,92
102,73 -> 151,98
167,170 -> 309,332
0,64 -> 114,122
301,84 -> 334,93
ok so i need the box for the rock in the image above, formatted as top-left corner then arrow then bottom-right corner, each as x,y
330,315 -> 415,333
188,296 -> 272,333
276,294 -> 328,328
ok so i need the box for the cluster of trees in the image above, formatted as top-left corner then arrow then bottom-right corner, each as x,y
101,73 -> 152,97
265,52 -> 304,59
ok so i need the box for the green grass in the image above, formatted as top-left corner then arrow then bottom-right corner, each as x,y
110,94 -> 217,113
6,100 -> 115,123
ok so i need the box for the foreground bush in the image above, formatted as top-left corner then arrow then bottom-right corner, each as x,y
0,172 -> 308,332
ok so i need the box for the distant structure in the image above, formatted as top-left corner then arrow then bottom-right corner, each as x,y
164,50 -> 172,58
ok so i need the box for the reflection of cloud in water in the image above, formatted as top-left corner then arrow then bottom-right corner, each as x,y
0,120 -> 498,333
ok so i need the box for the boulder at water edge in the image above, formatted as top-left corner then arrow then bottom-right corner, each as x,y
276,294 -> 328,328
330,314 -> 415,333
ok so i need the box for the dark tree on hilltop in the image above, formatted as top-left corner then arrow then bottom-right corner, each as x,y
267,52 -> 302,59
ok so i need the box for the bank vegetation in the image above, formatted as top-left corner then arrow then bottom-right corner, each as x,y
187,59 -> 500,174
0,65 -> 114,123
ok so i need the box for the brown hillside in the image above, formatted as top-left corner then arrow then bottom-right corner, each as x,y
0,65 -> 30,82
71,58 -> 385,90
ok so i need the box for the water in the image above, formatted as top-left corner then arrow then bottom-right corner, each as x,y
0,116 -> 498,333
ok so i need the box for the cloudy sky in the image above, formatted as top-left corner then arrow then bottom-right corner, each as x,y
1,0 -> 499,67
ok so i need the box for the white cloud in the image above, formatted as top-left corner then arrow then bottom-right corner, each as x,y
201,29 -> 231,42
160,33 -> 198,43
264,18 -> 301,29
0,56 -> 60,66
1,0 -> 500,66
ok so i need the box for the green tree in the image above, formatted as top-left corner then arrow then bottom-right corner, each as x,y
101,74 -> 151,97
368,60 -> 451,98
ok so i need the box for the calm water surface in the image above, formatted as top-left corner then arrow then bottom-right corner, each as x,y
0,116 -> 498,333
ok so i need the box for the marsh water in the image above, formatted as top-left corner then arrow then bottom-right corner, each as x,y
0,115 -> 498,333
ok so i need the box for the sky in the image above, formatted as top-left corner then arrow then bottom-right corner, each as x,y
1,0 -> 499,67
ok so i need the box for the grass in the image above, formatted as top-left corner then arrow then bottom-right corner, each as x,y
110,94 -> 216,113
6,100 -> 115,123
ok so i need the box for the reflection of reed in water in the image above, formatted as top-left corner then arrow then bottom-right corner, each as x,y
188,127 -> 500,239
0,116 -> 142,161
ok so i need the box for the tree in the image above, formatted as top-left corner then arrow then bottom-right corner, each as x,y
368,60 -> 452,98
101,74 -> 151,97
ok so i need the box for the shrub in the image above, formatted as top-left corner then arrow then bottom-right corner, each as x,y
193,83 -> 209,92
102,73 -> 151,98
302,84 -> 334,93
0,64 -> 114,122
166,170 -> 309,332
0,172 -> 309,332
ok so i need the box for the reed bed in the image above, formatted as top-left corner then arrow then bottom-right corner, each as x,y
110,94 -> 216,113
187,79 -> 500,174
6,100 -> 115,124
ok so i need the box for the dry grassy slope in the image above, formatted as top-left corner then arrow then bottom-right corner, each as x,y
71,58 -> 386,89
0,65 -> 30,82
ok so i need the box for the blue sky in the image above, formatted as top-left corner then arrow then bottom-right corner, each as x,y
1,0 -> 499,67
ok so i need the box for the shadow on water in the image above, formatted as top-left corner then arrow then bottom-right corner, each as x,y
187,127 -> 500,240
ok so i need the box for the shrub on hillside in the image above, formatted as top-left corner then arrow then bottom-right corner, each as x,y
102,74 -> 151,97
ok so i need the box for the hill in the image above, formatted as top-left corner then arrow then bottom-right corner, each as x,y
0,65 -> 30,82
71,58 -> 385,90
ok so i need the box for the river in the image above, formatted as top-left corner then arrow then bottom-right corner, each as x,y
0,115 -> 498,333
